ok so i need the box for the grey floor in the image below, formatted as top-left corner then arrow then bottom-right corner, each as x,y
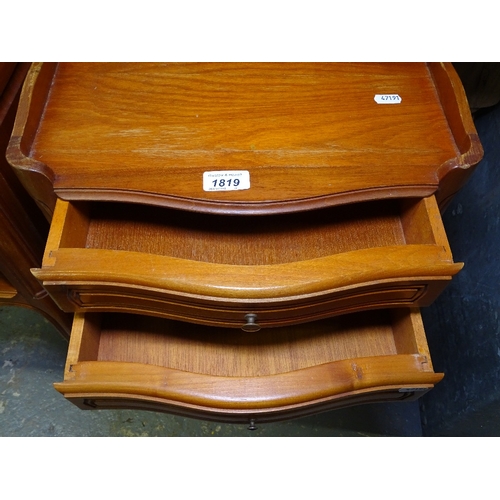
419,100 -> 500,436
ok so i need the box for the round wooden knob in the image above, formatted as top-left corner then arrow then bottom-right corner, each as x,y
242,313 -> 261,332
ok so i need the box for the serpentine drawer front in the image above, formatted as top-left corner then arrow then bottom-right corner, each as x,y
33,194 -> 461,329
54,308 -> 443,424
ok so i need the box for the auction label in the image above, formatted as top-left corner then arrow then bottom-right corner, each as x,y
374,94 -> 402,104
203,170 -> 250,192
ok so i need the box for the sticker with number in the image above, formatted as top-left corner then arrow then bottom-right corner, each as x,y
203,171 -> 250,192
374,94 -> 402,104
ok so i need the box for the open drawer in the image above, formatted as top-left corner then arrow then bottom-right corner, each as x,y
54,308 -> 443,424
33,194 -> 462,329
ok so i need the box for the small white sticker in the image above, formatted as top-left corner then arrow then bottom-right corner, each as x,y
203,170 -> 250,192
374,94 -> 402,104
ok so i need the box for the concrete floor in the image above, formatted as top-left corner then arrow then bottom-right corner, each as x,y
419,100 -> 500,436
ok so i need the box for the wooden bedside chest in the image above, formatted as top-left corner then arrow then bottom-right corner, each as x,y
7,63 -> 483,424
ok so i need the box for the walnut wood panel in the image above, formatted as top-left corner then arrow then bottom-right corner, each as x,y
32,195 -> 462,328
0,63 -> 17,97
54,308 -> 443,422
56,280 -> 437,329
7,63 -> 483,216
0,63 -> 71,336
0,271 -> 17,299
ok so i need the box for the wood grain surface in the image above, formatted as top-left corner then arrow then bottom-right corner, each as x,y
32,195 -> 461,326
8,62 -> 483,215
53,309 -> 443,419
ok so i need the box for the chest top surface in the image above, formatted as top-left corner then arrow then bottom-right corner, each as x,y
9,62 -> 482,214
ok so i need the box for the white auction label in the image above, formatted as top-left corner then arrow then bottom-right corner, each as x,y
203,170 -> 250,192
374,94 -> 402,104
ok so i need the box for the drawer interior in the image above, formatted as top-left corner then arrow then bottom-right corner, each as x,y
68,308 -> 432,377
55,308 -> 443,420
50,195 -> 451,266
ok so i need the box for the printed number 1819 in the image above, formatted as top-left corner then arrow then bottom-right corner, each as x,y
212,178 -> 240,188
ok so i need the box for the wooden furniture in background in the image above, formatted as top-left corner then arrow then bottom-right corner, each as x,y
6,63 -> 483,424
0,63 -> 71,337
453,62 -> 500,113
